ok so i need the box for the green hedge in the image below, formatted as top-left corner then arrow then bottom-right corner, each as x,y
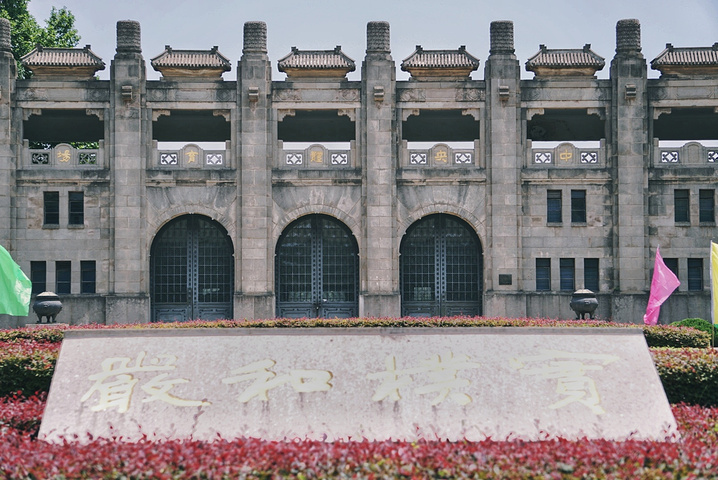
0,318 -> 712,347
670,318 -> 717,346
0,342 -> 58,397
652,348 -> 718,407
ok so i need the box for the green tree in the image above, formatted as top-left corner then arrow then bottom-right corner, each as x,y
0,0 -> 80,78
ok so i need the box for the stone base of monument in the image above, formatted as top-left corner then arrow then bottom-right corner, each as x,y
39,327 -> 677,443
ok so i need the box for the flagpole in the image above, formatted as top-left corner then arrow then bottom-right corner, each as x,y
711,241 -> 717,347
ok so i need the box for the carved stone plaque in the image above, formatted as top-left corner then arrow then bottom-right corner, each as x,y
39,328 -> 677,443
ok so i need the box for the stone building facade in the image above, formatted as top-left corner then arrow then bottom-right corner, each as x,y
1,17 -> 716,327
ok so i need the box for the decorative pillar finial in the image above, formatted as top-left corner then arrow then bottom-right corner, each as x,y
243,22 -> 267,54
0,18 -> 11,53
367,21 -> 390,54
490,21 -> 515,55
616,19 -> 641,55
116,20 -> 141,54
0,18 -> 12,52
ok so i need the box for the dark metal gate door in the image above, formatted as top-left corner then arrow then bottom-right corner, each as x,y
400,214 -> 483,317
276,215 -> 358,318
151,215 -> 234,322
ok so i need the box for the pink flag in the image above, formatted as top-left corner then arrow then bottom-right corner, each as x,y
644,247 -> 681,325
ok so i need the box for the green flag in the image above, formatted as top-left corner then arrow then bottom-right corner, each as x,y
0,245 -> 32,316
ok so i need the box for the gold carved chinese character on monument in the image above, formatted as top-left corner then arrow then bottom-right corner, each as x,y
510,349 -> 619,415
81,352 -> 211,413
367,352 -> 481,406
222,358 -> 332,403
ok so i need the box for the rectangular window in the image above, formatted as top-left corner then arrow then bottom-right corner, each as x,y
68,191 -> 84,225
663,258 -> 679,279
687,258 -> 703,291
55,261 -> 71,294
80,260 -> 96,294
30,261 -> 46,295
571,190 -> 586,223
699,189 -> 715,223
43,191 -> 59,225
674,189 -> 690,223
584,258 -> 599,291
547,190 -> 562,223
536,258 -> 551,291
560,258 -> 575,291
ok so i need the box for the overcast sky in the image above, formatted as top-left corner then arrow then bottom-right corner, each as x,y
25,0 -> 718,81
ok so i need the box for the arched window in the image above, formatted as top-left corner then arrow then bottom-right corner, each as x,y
401,214 -> 483,317
150,215 -> 234,322
276,215 -> 358,318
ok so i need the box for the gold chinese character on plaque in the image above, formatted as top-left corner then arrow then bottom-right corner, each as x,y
57,149 -> 71,163
309,147 -> 324,164
558,147 -> 572,162
186,150 -> 199,164
434,147 -> 449,164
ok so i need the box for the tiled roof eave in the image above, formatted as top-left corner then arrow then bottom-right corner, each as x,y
401,48 -> 480,72
651,45 -> 718,69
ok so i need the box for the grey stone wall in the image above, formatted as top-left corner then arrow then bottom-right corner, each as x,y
0,18 -> 716,327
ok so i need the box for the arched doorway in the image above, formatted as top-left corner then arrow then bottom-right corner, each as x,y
275,215 -> 358,318
150,214 -> 234,322
400,214 -> 483,317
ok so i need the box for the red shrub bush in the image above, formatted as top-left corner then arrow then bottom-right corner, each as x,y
1,397 -> 718,479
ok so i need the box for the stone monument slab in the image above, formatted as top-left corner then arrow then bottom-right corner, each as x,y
39,327 -> 677,443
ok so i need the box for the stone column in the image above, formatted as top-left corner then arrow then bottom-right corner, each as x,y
360,21 -> 400,316
483,21 -> 525,317
0,19 -> 15,247
610,19 -> 648,321
0,19 -> 20,328
236,21 -> 274,318
107,20 -> 149,323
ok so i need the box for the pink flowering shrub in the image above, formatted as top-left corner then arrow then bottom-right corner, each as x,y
1,322 -> 718,478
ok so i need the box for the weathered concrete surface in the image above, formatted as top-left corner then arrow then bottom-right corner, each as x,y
39,327 -> 677,443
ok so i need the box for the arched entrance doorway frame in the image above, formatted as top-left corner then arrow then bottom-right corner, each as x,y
274,213 -> 360,318
399,212 -> 484,317
149,213 -> 235,322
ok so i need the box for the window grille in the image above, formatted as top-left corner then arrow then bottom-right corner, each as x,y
547,190 -> 562,223
44,192 -> 59,225
674,189 -> 690,223
31,261 -> 46,295
79,152 -> 97,165
571,190 -> 586,223
580,152 -> 598,164
687,259 -> 703,291
534,152 -> 552,164
68,192 -> 84,226
160,153 -> 178,165
80,261 -> 96,294
55,261 -> 71,294
560,258 -> 575,291
583,258 -> 599,291
699,189 -> 715,223
410,153 -> 427,165
536,258 -> 551,291
661,151 -> 679,163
